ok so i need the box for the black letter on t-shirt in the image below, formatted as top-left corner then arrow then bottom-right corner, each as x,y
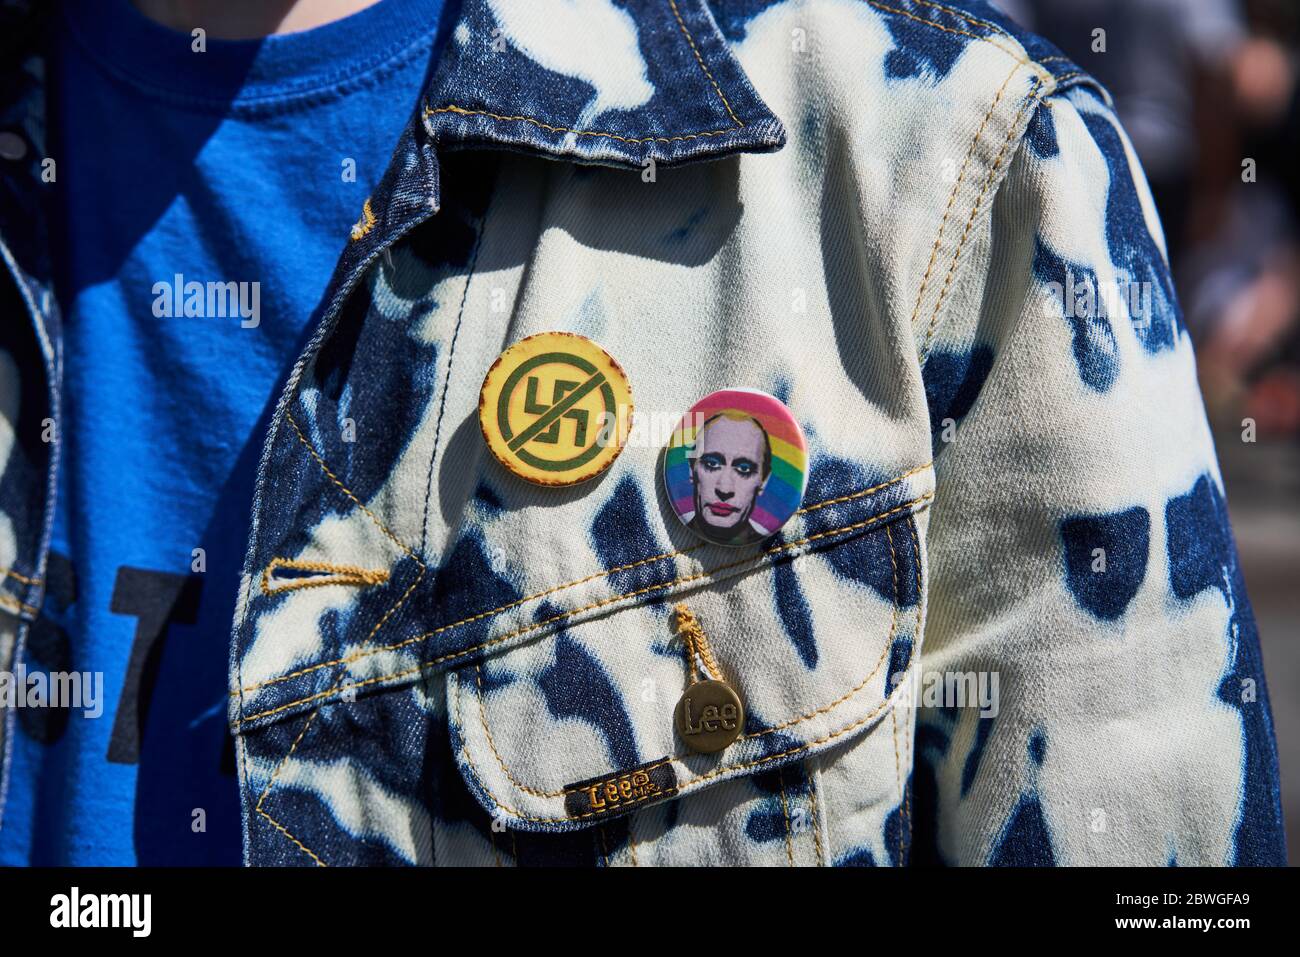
107,568 -> 202,764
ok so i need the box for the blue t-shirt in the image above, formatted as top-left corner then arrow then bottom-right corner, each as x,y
0,0 -> 454,865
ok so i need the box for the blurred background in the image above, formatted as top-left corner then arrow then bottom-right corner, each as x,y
996,0 -> 1300,865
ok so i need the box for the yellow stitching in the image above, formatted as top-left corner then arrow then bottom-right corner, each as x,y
864,1 -> 1023,64
454,609 -> 922,825
263,575 -> 386,595
906,62 -> 1019,336
906,0 -> 1013,39
793,461 -> 932,513
257,405 -> 427,866
674,603 -> 723,682
683,664 -> 917,790
367,571 -> 423,650
735,518 -> 902,744
255,709 -> 317,812
2,569 -> 41,586
256,566 -> 428,858
453,684 -> 681,824
256,805 -> 327,867
0,594 -> 39,617
474,662 -> 560,799
235,539 -> 702,695
806,760 -> 825,866
921,78 -> 1045,360
466,511 -> 905,800
667,0 -> 742,127
254,708 -> 327,865
778,767 -> 794,866
285,411 -> 421,564
867,1 -> 1061,351
238,543 -> 718,694
420,2 -> 1054,157
233,463 -> 933,696
415,2 -> 1059,167
867,0 -> 985,45
254,205 -> 494,861
425,104 -> 736,145
738,604 -> 895,742
238,494 -> 931,725
243,495 -> 928,725
349,198 -> 376,242
864,0 -> 1062,84
457,682 -> 680,823
460,522 -> 915,837
240,552 -> 709,693
260,557 -> 390,596
236,466 -> 930,693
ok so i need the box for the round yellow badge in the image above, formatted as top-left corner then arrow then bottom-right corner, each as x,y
478,332 -> 634,486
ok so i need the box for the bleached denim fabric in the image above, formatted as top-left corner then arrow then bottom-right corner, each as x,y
0,0 -> 1286,866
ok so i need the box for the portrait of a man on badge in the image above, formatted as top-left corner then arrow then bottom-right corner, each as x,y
664,389 -> 809,549
686,411 -> 773,547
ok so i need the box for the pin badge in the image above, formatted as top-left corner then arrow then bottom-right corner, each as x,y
663,388 -> 808,547
479,332 -> 633,486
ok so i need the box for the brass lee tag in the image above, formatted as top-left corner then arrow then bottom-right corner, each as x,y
563,759 -> 678,820
674,679 -> 744,754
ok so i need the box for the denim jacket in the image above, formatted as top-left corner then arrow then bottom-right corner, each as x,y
0,0 -> 1286,866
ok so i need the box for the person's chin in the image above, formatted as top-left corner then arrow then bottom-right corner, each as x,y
702,508 -> 743,530
693,510 -> 760,545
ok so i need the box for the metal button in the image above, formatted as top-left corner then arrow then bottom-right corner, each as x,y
675,679 -> 744,754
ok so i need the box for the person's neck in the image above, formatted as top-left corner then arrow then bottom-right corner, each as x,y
131,0 -> 383,39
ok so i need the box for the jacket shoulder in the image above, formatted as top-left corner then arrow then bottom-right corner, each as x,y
711,0 -> 1105,99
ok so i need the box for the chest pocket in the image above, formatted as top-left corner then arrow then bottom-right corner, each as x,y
234,406 -> 932,865
439,458 -> 932,861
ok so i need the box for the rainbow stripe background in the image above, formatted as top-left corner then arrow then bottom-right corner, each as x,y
664,389 -> 808,536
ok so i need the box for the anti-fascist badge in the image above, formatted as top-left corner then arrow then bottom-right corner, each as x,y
478,332 -> 633,486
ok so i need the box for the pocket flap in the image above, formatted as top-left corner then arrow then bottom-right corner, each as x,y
446,463 -> 931,831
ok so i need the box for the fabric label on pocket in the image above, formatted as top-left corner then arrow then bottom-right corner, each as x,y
563,758 -> 678,820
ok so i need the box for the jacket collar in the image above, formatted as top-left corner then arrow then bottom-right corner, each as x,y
340,0 -> 786,275
421,0 -> 786,169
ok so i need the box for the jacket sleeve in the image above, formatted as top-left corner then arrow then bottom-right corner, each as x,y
912,85 -> 1286,866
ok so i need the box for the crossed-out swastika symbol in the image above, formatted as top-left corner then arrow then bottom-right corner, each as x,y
522,375 -> 588,447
